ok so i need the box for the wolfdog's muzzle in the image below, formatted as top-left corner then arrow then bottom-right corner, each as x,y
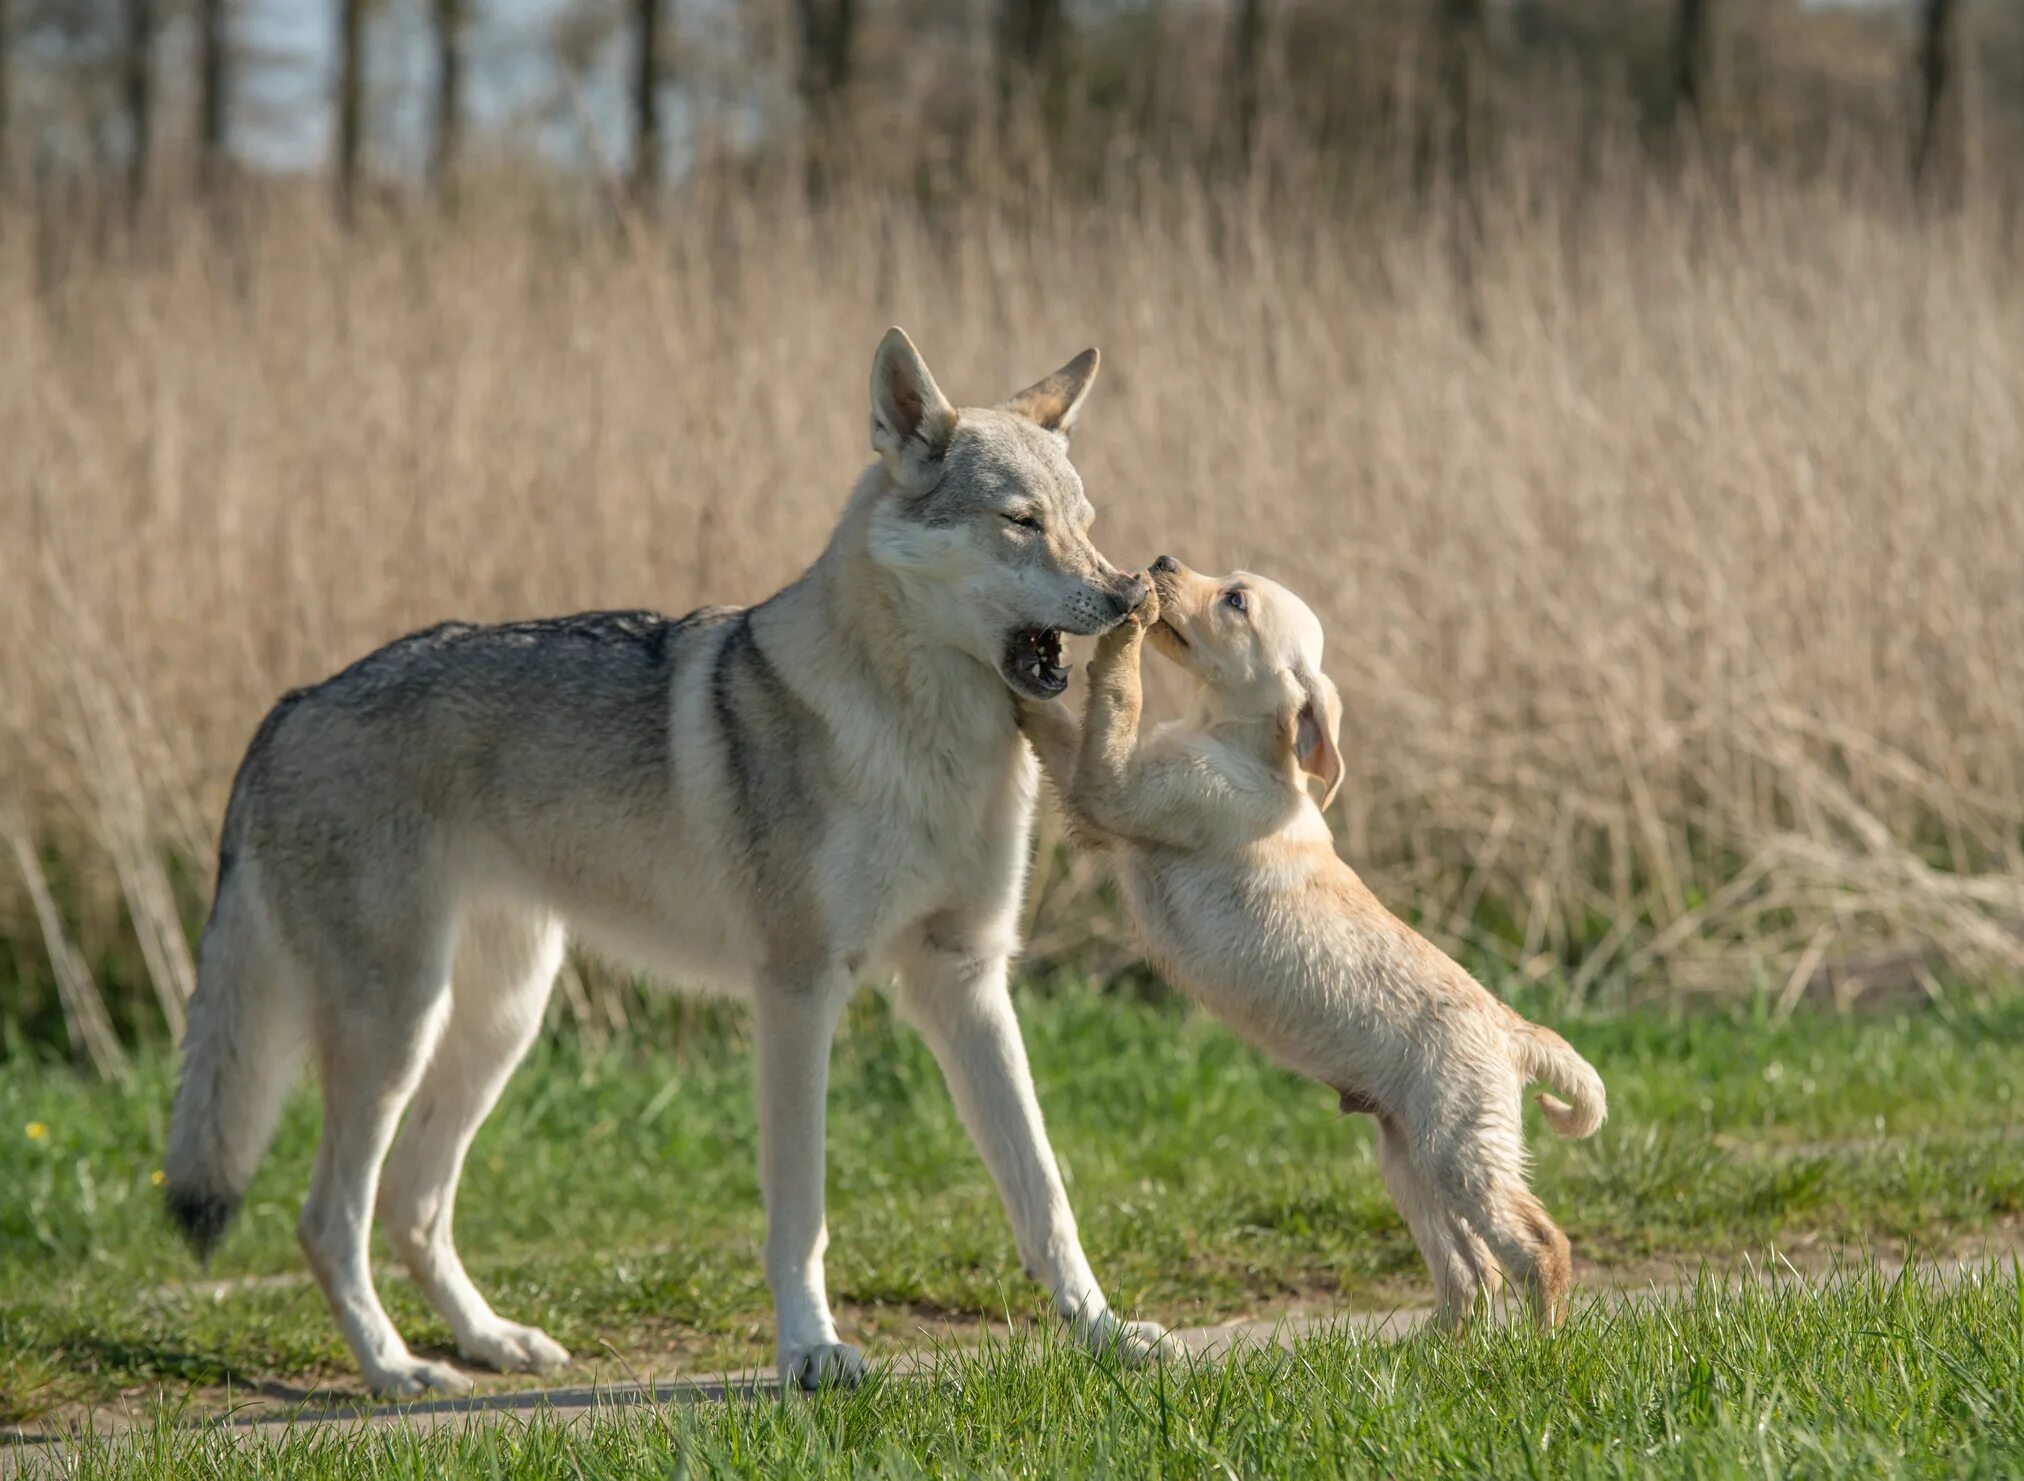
1001,570 -> 1148,699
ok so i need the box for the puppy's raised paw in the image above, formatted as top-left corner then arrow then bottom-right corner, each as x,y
1093,614 -> 1147,663
1134,578 -> 1161,628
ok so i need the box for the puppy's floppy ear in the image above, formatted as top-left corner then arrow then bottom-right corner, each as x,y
999,347 -> 1100,437
871,327 -> 958,490
1286,667 -> 1344,810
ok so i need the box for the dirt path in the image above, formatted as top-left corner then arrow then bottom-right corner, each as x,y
5,1243 -> 2019,1472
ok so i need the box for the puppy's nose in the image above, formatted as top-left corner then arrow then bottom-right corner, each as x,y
1150,555 -> 1179,576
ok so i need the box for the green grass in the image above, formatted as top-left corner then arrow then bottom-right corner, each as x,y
25,1266 -> 2024,1478
3,982 -> 2023,1439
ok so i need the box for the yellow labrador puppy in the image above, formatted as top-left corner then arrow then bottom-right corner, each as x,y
1021,556 -> 1606,1329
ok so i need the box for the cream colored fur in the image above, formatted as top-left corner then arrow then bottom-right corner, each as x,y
1021,558 -> 1606,1329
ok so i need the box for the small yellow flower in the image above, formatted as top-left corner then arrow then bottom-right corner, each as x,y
25,1121 -> 48,1142
151,1169 -> 166,1187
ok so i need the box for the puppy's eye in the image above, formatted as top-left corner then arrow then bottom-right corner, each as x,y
1223,589 -> 1247,613
1003,512 -> 1043,532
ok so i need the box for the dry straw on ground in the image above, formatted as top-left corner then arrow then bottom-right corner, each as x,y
3,162 -> 2021,1061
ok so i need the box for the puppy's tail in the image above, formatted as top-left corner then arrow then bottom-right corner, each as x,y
1515,1024 -> 1607,1139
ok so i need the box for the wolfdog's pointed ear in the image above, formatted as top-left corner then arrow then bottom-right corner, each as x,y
870,327 -> 958,490
1000,348 -> 1100,437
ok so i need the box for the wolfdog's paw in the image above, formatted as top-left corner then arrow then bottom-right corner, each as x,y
781,1340 -> 867,1391
1075,1312 -> 1184,1366
461,1319 -> 571,1374
368,1356 -> 474,1399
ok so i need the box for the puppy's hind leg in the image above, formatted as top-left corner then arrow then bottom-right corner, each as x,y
1464,1180 -> 1571,1329
1424,1112 -> 1573,1330
379,910 -> 568,1376
1376,1118 -> 1492,1333
1445,1211 -> 1504,1314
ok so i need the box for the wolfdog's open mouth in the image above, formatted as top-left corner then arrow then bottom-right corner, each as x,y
1003,627 -> 1069,698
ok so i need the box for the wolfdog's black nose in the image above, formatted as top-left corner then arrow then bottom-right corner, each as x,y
1112,572 -> 1150,617
1150,555 -> 1179,576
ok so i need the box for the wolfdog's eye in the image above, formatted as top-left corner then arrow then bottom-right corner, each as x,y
1223,589 -> 1247,613
1003,512 -> 1042,532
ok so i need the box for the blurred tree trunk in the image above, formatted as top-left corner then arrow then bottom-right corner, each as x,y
794,0 -> 856,197
196,0 -> 228,195
432,0 -> 463,208
123,0 -> 152,222
1914,0 -> 1960,199
998,0 -> 1064,124
1424,0 -> 1487,326
1437,0 -> 1484,190
1227,0 -> 1264,168
794,0 -> 855,105
1673,0 -> 1709,122
0,0 -> 11,201
631,0 -> 661,204
336,0 -> 366,225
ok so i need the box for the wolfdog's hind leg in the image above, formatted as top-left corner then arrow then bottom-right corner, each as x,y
379,911 -> 569,1375
298,919 -> 466,1398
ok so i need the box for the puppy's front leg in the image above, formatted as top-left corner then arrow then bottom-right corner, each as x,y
1069,597 -> 1153,839
1068,592 -> 1217,851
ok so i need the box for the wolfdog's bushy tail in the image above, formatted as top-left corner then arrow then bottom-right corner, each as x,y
163,858 -> 306,1261
1515,1024 -> 1607,1139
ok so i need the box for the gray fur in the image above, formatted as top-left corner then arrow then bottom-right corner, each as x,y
164,329 -> 1170,1397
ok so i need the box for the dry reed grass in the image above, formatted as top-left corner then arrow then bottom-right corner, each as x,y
3,160 -> 2021,1066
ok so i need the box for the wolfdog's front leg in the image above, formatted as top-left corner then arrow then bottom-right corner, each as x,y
753,974 -> 863,1389
895,938 -> 1178,1365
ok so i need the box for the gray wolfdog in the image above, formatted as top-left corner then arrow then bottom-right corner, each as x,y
165,329 -> 1163,1395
